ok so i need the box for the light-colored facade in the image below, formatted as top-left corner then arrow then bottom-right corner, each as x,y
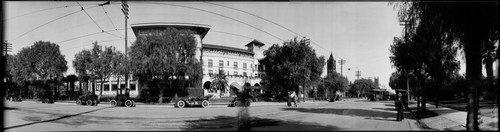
201,40 -> 266,98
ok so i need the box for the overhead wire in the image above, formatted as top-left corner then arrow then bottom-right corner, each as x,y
148,2 -> 284,42
76,2 -> 104,32
204,2 -> 345,65
10,5 -> 100,42
101,5 -> 117,30
3,3 -> 96,22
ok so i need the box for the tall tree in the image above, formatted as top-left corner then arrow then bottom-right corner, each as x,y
395,2 -> 498,130
73,50 -> 92,94
323,72 -> 349,96
259,37 -> 325,100
129,27 -> 201,103
15,41 -> 68,98
349,78 -> 377,97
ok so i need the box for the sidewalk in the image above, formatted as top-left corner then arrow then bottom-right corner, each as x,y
410,102 -> 498,131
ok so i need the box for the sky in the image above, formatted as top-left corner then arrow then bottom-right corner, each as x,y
5,1 -> 407,90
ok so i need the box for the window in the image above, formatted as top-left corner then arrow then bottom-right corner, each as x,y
96,85 -> 101,91
243,63 -> 247,70
104,85 -> 110,91
227,61 -> 230,66
130,84 -> 136,91
219,60 -> 224,68
120,84 -> 126,89
255,64 -> 258,70
234,62 -> 238,70
208,59 -> 213,68
112,84 -> 118,91
234,71 -> 238,76
243,72 -> 247,77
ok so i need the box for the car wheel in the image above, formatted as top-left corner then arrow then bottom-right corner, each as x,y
110,100 -> 117,107
177,100 -> 185,108
76,99 -> 81,105
86,100 -> 93,106
245,100 -> 251,107
233,100 -> 240,107
93,100 -> 98,106
125,100 -> 133,107
44,98 -> 49,103
202,100 -> 210,108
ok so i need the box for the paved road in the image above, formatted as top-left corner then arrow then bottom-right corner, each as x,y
4,98 -> 427,131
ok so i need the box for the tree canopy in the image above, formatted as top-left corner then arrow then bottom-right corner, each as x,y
259,37 -> 325,93
394,2 -> 498,130
129,27 -> 201,103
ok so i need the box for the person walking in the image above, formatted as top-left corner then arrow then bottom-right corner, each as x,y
289,91 -> 297,107
395,93 -> 405,121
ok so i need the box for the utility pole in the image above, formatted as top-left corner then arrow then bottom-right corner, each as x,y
339,59 -> 346,77
400,20 -> 411,102
121,0 -> 129,93
355,70 -> 361,80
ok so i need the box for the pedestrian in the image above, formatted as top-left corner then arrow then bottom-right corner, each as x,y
395,93 -> 405,121
289,91 -> 297,107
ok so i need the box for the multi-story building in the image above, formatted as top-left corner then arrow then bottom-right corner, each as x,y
89,22 -> 265,98
201,40 -> 265,98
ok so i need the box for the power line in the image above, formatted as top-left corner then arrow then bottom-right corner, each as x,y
210,30 -> 274,45
3,3 -> 96,22
10,5 -> 99,42
149,2 -> 284,42
204,2 -> 344,63
57,28 -> 126,44
101,6 -> 117,30
77,2 -> 104,32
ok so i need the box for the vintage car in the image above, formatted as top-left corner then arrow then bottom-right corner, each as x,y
76,93 -> 100,106
110,89 -> 136,107
173,88 -> 212,108
228,86 -> 260,107
39,91 -> 55,104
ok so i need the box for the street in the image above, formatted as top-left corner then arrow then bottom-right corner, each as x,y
4,98 -> 426,131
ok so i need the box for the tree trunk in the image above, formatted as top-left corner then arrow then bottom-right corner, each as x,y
99,79 -> 104,96
79,81 -> 82,95
464,34 -> 482,131
91,80 -> 96,94
159,82 -> 165,103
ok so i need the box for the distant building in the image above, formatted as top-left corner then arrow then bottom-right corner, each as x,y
327,53 -> 336,75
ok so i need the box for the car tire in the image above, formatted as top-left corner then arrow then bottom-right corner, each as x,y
110,100 -> 117,107
245,100 -> 251,107
86,100 -> 93,106
44,98 -> 49,103
125,100 -> 133,107
233,100 -> 240,107
202,100 -> 210,108
76,99 -> 81,105
177,100 -> 185,108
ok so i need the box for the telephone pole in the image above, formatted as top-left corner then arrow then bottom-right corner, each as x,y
121,0 -> 129,91
400,20 -> 411,102
339,59 -> 346,77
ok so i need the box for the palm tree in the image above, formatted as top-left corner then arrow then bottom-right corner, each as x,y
210,70 -> 228,98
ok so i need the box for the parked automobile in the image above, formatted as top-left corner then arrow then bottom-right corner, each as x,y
110,89 -> 136,107
173,88 -> 212,108
76,93 -> 100,106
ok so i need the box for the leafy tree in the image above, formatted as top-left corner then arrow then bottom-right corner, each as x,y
322,72 -> 348,97
349,78 -> 377,97
259,37 -> 325,100
395,2 -> 498,130
73,49 -> 92,94
210,70 -> 228,97
129,27 -> 201,103
15,41 -> 68,98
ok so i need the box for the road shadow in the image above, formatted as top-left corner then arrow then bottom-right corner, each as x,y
3,106 -> 19,110
282,107 -> 394,119
182,115 -> 342,131
4,107 -> 111,130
